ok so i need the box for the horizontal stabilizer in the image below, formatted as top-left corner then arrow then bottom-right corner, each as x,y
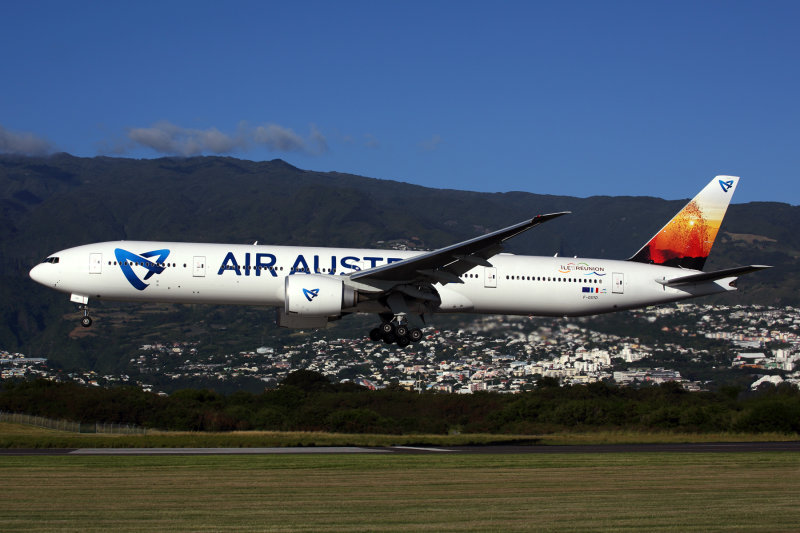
656,265 -> 771,287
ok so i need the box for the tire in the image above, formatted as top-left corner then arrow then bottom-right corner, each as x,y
81,316 -> 93,328
409,328 -> 423,342
380,322 -> 394,335
396,325 -> 409,337
382,333 -> 397,344
369,328 -> 382,341
397,336 -> 411,348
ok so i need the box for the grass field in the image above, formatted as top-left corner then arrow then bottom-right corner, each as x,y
1,452 -> 799,532
2,422 -> 798,448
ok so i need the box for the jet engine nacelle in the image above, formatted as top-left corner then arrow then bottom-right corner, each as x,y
284,274 -> 357,317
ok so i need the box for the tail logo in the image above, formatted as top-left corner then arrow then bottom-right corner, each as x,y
629,175 -> 739,270
303,288 -> 320,302
114,248 -> 170,291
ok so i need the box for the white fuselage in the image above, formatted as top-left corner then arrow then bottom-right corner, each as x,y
29,240 -> 735,318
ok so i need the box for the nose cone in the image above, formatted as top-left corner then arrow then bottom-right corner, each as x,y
29,263 -> 54,287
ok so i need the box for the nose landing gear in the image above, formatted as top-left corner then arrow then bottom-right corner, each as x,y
70,294 -> 93,328
79,305 -> 92,328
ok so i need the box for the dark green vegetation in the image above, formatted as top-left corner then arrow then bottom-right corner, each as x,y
2,374 -> 799,435
2,154 -> 798,375
1,453 -> 799,532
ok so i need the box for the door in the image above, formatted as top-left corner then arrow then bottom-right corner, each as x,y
484,267 -> 497,288
193,256 -> 206,277
612,272 -> 624,294
89,253 -> 102,274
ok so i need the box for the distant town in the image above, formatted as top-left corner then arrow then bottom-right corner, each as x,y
2,304 -> 798,395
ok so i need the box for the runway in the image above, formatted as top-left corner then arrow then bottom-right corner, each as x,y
2,441 -> 799,455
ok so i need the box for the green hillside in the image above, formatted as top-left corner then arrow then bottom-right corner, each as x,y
1,154 -> 797,368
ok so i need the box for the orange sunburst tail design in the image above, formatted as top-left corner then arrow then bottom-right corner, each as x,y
628,176 -> 738,270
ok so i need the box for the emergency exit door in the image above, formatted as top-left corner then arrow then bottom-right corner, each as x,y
193,256 -> 206,277
484,267 -> 497,288
89,253 -> 102,274
612,272 -> 624,294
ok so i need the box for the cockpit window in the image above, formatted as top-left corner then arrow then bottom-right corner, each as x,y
42,257 -> 60,264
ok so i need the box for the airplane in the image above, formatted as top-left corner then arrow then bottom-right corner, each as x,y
29,175 -> 770,347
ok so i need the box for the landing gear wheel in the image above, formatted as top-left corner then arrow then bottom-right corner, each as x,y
409,328 -> 423,343
369,328 -> 382,342
397,336 -> 411,348
382,333 -> 397,344
396,325 -> 409,338
80,316 -> 93,328
380,322 -> 395,335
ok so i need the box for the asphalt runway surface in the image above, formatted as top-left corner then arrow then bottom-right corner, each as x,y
2,441 -> 799,455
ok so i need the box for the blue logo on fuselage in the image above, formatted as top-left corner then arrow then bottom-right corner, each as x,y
115,248 -> 170,291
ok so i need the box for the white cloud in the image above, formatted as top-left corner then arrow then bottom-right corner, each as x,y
127,121 -> 244,156
0,125 -> 53,155
419,134 -> 443,152
309,124 -> 328,155
364,133 -> 380,149
252,123 -> 307,152
125,121 -> 330,156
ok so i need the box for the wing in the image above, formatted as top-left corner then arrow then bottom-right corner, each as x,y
350,212 -> 569,286
655,265 -> 771,287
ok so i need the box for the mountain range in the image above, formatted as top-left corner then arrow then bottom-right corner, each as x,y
1,154 -> 797,364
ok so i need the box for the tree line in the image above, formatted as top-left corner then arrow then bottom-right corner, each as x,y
1,371 -> 799,434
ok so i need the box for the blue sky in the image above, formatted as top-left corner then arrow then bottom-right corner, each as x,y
1,1 -> 798,203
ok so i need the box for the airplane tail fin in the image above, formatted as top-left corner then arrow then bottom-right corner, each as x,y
628,176 -> 739,270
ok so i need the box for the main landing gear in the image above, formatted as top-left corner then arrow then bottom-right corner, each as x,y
79,305 -> 92,328
369,319 -> 423,348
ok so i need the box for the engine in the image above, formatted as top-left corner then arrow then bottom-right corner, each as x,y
284,274 -> 356,317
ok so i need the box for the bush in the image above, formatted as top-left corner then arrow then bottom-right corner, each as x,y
325,408 -> 397,434
734,399 -> 800,433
